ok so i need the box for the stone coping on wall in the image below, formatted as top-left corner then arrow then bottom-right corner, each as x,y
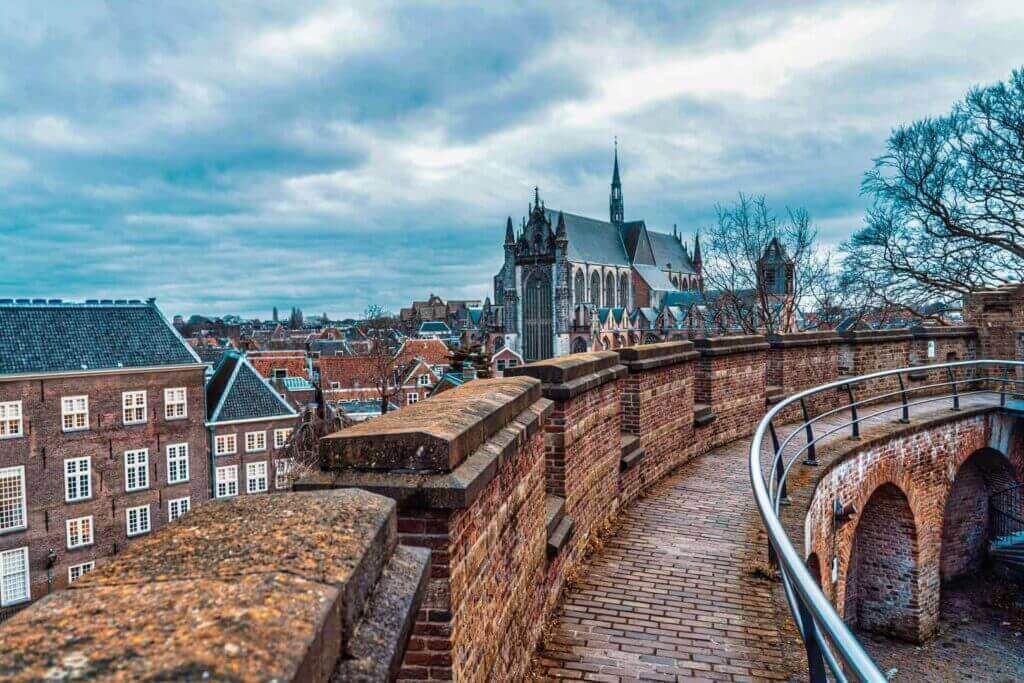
693,334 -> 769,357
301,397 -> 553,509
838,328 -> 913,344
617,340 -> 698,371
767,331 -> 842,348
505,350 -> 626,400
909,325 -> 979,340
0,489 -> 430,683
320,376 -> 542,472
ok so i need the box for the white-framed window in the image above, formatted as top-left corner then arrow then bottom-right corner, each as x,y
0,401 -> 23,439
432,365 -> 444,376
0,547 -> 30,606
507,360 -> 519,368
64,457 -> 91,502
164,387 -> 187,420
274,458 -> 295,490
272,368 -> 287,379
122,390 -> 147,425
0,466 -> 27,534
65,515 -> 93,549
126,504 -> 151,537
496,360 -> 506,372
166,443 -> 190,484
330,381 -> 341,390
245,431 -> 266,453
168,497 -> 191,521
215,465 -> 238,498
68,561 -> 95,584
214,433 -> 237,456
123,449 -> 149,492
61,395 -> 89,432
273,428 -> 293,449
246,461 -> 268,494
417,374 -> 431,387
407,392 -> 419,405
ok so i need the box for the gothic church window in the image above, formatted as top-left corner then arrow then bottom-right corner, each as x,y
574,271 -> 585,305
589,272 -> 601,305
604,272 -> 615,307
618,273 -> 629,307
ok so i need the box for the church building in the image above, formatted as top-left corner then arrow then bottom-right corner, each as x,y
492,145 -> 701,361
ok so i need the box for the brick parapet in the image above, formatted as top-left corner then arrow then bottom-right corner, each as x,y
617,342 -> 696,505
0,489 -> 430,682
305,377 -> 555,682
692,336 -> 769,451
767,332 -> 844,423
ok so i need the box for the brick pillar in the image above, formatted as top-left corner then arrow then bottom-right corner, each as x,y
309,377 -> 553,682
507,352 -> 625,557
908,326 -> 979,397
963,283 -> 1024,362
617,341 -> 698,504
692,336 -> 769,451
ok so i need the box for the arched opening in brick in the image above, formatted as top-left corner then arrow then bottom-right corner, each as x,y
940,447 -> 1020,582
843,483 -> 922,642
806,553 -> 822,590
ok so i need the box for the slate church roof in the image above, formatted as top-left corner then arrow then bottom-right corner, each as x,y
206,351 -> 298,423
0,299 -> 201,376
542,209 -> 696,273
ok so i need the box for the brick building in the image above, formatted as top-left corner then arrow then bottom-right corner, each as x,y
0,299 -> 209,615
205,352 -> 300,500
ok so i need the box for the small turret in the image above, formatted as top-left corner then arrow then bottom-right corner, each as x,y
505,216 -> 515,245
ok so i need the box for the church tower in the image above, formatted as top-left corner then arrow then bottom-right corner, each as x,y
609,139 -> 624,224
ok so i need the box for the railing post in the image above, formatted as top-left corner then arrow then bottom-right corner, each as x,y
1001,365 -> 1009,407
896,372 -> 910,424
947,366 -> 960,411
770,420 -> 788,504
800,397 -> 817,466
795,593 -> 828,682
844,383 -> 859,440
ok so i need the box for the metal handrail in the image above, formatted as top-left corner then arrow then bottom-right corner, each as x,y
749,359 -> 1022,683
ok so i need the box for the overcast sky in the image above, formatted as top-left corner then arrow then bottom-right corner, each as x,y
1,1 -> 1022,319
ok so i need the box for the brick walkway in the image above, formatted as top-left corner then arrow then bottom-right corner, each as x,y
535,435 -> 792,682
535,394 -> 999,682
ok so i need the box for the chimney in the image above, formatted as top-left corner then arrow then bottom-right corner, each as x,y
462,360 -> 477,382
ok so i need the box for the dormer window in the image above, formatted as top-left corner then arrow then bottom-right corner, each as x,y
272,369 -> 287,379
417,374 -> 431,387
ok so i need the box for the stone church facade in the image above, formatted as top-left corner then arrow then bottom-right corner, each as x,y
491,147 -> 702,361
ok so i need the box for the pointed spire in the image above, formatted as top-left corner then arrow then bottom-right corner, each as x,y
505,216 -> 515,245
609,137 -> 624,224
534,186 -> 540,208
693,232 -> 702,265
555,211 -> 567,241
612,137 -> 621,187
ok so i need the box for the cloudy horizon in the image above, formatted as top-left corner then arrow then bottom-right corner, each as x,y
1,1 -> 1022,319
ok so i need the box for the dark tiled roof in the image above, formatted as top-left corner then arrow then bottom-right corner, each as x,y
544,209 -> 630,266
0,300 -> 200,376
648,232 -> 696,274
207,353 -> 298,423
633,264 -> 676,292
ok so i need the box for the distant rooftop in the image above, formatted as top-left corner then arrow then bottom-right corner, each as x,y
0,299 -> 200,376
207,352 -> 298,423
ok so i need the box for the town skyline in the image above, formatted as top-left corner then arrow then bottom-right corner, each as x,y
2,2 -> 1024,318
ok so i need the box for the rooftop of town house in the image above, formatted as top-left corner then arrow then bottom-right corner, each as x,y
206,351 -> 298,423
0,298 -> 201,376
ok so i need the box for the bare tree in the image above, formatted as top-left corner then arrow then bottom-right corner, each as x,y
701,194 -> 828,335
358,304 -> 401,415
847,67 -> 1024,314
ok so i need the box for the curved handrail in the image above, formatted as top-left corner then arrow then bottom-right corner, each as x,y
749,359 -> 1021,683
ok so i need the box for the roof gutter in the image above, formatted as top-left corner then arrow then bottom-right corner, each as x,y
0,363 -> 208,382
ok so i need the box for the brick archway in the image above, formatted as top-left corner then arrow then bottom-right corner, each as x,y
941,446 -> 1021,582
806,552 -> 822,590
843,482 -> 923,642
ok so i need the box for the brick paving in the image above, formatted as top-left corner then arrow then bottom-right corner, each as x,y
535,435 -> 792,682
535,394 -> 1000,682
